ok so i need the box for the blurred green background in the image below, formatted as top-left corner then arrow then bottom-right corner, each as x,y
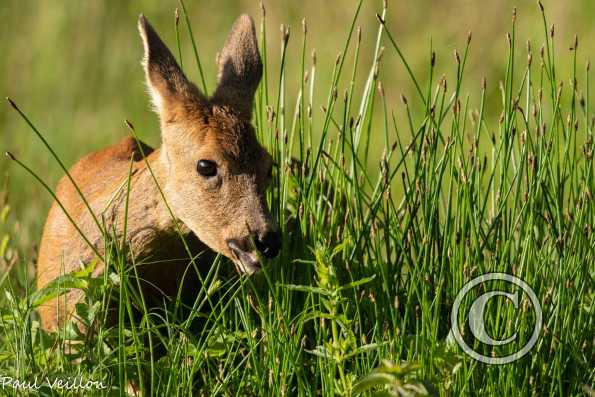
1,0 -> 593,251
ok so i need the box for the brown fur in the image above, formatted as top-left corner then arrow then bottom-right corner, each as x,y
37,14 -> 277,331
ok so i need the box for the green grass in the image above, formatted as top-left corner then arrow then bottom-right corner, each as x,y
0,1 -> 594,396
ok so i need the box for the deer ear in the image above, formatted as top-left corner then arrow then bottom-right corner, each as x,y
211,15 -> 262,120
138,15 -> 203,117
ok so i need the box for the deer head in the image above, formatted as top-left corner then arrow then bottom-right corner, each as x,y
138,14 -> 280,273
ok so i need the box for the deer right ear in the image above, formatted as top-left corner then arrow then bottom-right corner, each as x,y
211,15 -> 262,121
138,15 -> 202,117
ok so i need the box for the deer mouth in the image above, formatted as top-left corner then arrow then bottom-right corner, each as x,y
227,240 -> 261,274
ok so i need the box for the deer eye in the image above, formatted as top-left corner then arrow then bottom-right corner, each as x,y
196,160 -> 217,177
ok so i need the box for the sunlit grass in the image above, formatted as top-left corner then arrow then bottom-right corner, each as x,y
0,1 -> 594,396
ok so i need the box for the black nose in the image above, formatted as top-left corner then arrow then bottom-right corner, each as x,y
254,230 -> 282,259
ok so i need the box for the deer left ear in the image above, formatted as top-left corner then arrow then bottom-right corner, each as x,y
138,15 -> 204,117
211,15 -> 262,121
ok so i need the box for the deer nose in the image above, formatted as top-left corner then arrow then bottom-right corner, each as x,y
254,230 -> 282,259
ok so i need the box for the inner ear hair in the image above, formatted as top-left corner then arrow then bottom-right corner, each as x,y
211,14 -> 263,121
138,15 -> 202,111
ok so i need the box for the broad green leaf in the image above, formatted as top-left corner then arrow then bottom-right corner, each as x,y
337,274 -> 377,291
353,372 -> 396,394
280,283 -> 332,296
29,275 -> 88,308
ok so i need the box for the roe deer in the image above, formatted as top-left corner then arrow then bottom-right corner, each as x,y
36,14 -> 281,331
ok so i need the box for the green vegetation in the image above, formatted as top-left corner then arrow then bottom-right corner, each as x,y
0,1 -> 594,395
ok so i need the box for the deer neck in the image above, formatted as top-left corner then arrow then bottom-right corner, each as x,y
106,147 -> 191,257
